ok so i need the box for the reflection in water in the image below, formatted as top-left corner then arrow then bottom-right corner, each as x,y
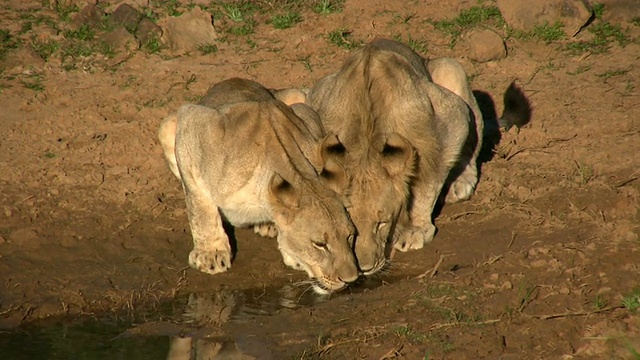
165,283 -> 330,359
0,278 -> 392,359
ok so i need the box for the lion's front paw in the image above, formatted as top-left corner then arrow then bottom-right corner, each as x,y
188,248 -> 232,275
445,166 -> 478,203
253,223 -> 278,238
393,225 -> 436,252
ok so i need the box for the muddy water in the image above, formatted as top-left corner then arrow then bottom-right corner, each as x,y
0,277 -> 389,359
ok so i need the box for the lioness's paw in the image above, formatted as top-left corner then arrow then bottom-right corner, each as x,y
253,223 -> 278,238
445,167 -> 478,203
394,225 -> 436,252
188,248 -> 232,275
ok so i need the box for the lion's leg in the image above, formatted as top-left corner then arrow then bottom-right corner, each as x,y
393,179 -> 443,251
427,58 -> 484,203
181,178 -> 232,275
157,113 -> 182,180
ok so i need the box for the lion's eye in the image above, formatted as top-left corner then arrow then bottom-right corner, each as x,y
375,221 -> 389,233
312,241 -> 328,250
347,234 -> 355,247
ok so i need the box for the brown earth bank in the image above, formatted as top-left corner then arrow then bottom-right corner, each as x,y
1,0 -> 639,358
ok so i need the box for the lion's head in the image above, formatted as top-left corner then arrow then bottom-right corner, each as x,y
266,163 -> 359,294
305,45 -> 421,276
317,132 -> 416,276
255,100 -> 360,294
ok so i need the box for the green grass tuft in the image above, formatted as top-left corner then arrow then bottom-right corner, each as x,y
327,28 -> 363,49
197,43 -> 218,55
30,37 -> 60,60
143,36 -> 164,54
0,29 -> 20,60
622,289 -> 640,313
565,20 -> 629,54
531,21 -> 565,42
313,0 -> 344,14
270,11 -> 302,29
64,25 -> 95,41
428,5 -> 504,45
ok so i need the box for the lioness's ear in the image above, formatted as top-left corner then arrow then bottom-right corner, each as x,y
320,133 -> 347,163
375,132 -> 417,178
320,158 -> 349,195
268,173 -> 300,209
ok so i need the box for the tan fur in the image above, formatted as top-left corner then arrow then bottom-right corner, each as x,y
157,78 -> 358,294
306,38 -> 483,273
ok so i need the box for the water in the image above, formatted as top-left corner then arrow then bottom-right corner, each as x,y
0,277 -> 392,359
0,283 -> 333,360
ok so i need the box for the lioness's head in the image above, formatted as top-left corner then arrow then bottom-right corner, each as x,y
265,122 -> 359,295
320,133 -> 416,276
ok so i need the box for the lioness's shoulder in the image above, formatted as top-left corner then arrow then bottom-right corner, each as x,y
199,77 -> 275,109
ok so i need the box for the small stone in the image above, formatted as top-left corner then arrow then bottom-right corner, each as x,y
501,281 -> 513,290
0,46 -> 46,73
490,273 -> 500,281
108,3 -> 142,33
597,0 -> 640,23
72,3 -> 105,30
465,28 -> 507,62
160,8 -> 218,53
99,27 -> 140,53
496,0 -> 591,36
530,259 -> 548,268
8,228 -> 39,247
558,286 -> 571,294
135,17 -> 163,45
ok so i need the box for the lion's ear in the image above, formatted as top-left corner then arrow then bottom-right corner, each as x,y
375,132 -> 416,178
320,158 -> 349,195
320,133 -> 346,163
268,173 -> 300,209
319,134 -> 349,194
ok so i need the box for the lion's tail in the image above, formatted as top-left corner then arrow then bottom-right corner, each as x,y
157,113 -> 182,180
498,81 -> 532,131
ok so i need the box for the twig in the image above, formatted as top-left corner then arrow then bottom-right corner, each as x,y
0,306 -> 18,317
447,211 -> 483,221
430,318 -> 501,330
482,254 -> 503,266
508,231 -> 517,248
378,344 -> 404,360
532,305 -> 623,320
415,254 -> 453,279
614,170 -> 639,188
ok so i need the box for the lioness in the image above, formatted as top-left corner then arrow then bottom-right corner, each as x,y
306,38 -> 487,273
157,78 -> 359,294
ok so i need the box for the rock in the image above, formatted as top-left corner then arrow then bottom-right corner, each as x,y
107,3 -> 142,33
8,228 -> 39,247
597,0 -> 640,23
496,0 -> 592,36
160,8 -> 218,53
99,26 -> 139,54
72,3 -> 105,29
465,28 -> 507,62
135,17 -> 163,45
0,46 -> 47,73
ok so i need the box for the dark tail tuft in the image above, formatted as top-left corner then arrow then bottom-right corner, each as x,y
498,81 -> 532,131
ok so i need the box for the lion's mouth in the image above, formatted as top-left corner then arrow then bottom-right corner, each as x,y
312,279 -> 349,295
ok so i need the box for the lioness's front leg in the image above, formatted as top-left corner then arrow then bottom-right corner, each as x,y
182,182 -> 232,275
394,180 -> 443,251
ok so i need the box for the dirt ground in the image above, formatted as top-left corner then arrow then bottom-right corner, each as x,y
1,0 -> 639,358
